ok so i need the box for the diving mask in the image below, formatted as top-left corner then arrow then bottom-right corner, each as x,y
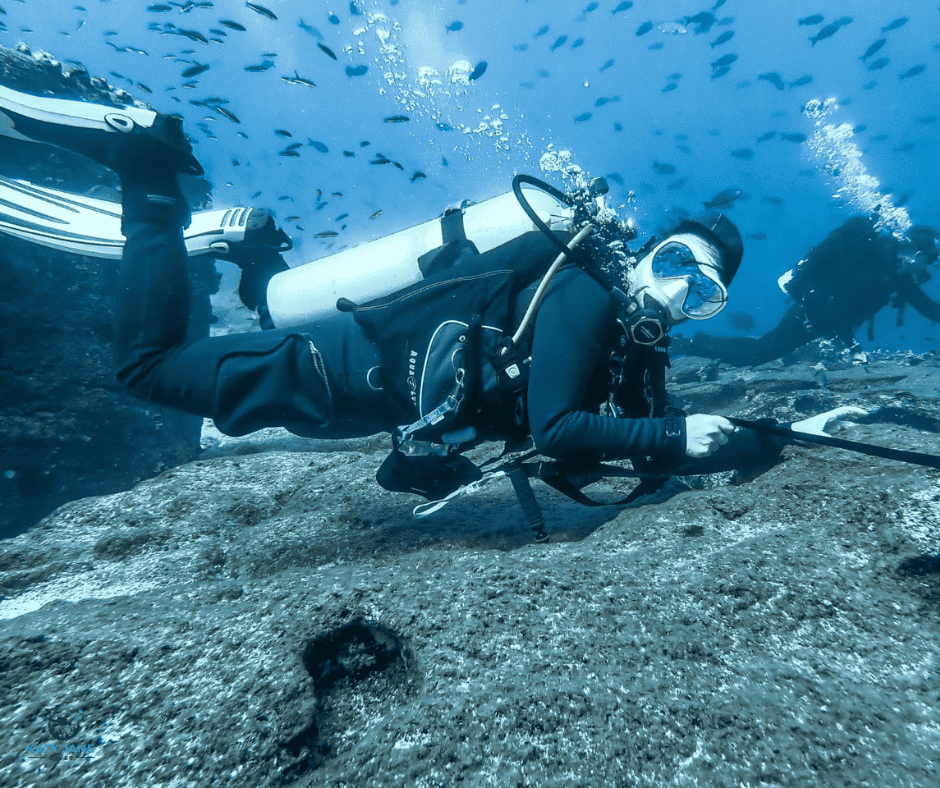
631,233 -> 728,322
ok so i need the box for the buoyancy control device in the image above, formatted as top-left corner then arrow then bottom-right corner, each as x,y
336,175 -> 633,451
325,174 -> 665,541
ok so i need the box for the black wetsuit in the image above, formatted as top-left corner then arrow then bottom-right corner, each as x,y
679,216 -> 940,367
114,189 -> 785,478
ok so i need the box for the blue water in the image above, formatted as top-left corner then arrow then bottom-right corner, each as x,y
3,0 -> 939,352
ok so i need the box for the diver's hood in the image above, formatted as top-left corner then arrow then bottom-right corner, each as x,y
665,211 -> 743,288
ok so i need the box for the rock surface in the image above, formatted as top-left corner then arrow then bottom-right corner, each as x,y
0,43 -> 214,539
1,350 -> 938,788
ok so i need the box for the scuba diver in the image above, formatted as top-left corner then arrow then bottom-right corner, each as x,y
672,216 -> 940,367
0,84 -> 859,538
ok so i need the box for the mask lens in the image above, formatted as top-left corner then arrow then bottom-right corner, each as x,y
651,242 -> 726,318
651,242 -> 698,277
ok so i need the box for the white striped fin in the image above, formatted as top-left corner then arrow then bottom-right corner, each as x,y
0,175 -> 252,259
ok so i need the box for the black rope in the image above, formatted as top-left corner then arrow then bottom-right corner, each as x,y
493,411 -> 940,516
728,417 -> 940,470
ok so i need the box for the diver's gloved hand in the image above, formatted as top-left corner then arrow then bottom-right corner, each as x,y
791,406 -> 869,437
685,414 -> 736,458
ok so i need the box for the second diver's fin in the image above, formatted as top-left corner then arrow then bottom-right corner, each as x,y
0,175 -> 290,259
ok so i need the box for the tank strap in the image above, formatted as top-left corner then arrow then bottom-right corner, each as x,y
440,207 -> 467,244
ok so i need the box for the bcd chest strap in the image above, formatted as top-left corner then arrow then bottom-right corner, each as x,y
413,448 -> 677,543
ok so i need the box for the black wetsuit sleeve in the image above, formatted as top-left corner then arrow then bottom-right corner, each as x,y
896,277 -> 940,324
525,268 -> 788,474
526,269 -> 687,464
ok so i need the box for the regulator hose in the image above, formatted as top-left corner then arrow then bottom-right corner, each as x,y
511,173 -> 581,259
511,173 -> 635,311
511,173 -> 616,295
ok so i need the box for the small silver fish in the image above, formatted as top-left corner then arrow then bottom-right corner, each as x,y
246,2 -> 277,21
281,71 -> 316,88
181,62 -> 209,78
213,106 -> 240,123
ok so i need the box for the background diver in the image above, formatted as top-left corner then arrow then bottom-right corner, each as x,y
672,215 -> 940,367
0,84 -> 863,532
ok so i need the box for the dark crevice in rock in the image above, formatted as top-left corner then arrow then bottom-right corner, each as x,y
897,553 -> 940,608
281,618 -> 419,778
792,392 -> 838,414
304,620 -> 406,692
899,554 -> 940,576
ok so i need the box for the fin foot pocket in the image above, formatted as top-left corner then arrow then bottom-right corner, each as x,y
0,83 -> 203,176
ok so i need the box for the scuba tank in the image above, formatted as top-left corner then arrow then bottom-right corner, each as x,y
265,189 -> 576,329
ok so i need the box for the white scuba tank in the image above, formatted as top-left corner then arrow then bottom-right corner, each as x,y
265,189 -> 574,328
